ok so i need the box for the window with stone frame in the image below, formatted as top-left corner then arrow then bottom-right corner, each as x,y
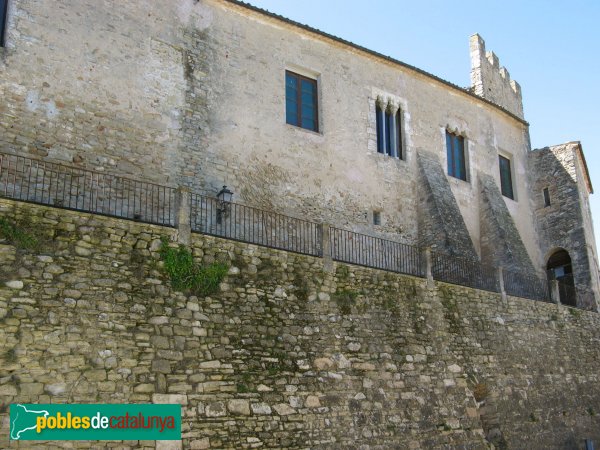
375,98 -> 403,159
446,130 -> 467,181
498,154 -> 514,199
543,187 -> 551,207
0,0 -> 8,47
285,70 -> 318,132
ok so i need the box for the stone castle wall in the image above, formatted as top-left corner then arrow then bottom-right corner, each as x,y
469,34 -> 524,119
0,0 -> 542,263
1,198 -> 600,449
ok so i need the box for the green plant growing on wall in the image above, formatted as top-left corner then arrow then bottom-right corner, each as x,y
332,289 -> 359,315
335,264 -> 350,280
159,237 -> 228,296
0,217 -> 40,250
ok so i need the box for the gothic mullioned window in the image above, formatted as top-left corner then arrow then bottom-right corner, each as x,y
375,99 -> 403,159
285,70 -> 318,132
446,130 -> 466,181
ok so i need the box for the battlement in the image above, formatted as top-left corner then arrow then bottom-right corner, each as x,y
470,34 -> 523,119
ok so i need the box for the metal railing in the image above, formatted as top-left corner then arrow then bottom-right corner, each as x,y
0,151 -> 581,307
431,251 -> 500,292
0,152 -> 176,226
189,193 -> 322,257
329,227 -> 423,277
503,269 -> 551,302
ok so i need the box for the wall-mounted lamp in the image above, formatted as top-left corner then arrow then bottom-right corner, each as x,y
216,185 -> 233,224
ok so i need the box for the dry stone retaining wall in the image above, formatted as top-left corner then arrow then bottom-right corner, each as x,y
1,198 -> 600,449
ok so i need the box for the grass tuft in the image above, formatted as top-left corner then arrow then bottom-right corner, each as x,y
159,237 -> 228,296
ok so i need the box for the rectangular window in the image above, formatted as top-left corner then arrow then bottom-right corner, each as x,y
543,187 -> 551,207
373,211 -> 381,226
498,155 -> 514,199
285,71 -> 318,132
0,0 -> 8,47
446,131 -> 466,181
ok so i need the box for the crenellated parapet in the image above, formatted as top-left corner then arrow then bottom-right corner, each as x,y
470,34 -> 524,119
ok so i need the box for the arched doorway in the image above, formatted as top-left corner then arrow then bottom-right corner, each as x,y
546,249 -> 576,306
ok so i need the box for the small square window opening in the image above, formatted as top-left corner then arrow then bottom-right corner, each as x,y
543,187 -> 551,207
373,211 -> 381,226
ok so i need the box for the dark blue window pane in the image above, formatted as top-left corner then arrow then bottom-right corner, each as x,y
396,111 -> 403,159
447,131 -> 466,181
0,0 -> 7,47
446,132 -> 453,175
285,73 -> 299,126
459,138 -> 466,180
286,73 -> 298,89
453,136 -> 461,179
456,136 -> 466,180
499,155 -> 514,199
301,117 -> 316,131
376,106 -> 384,153
285,71 -> 318,132
286,105 -> 298,126
385,111 -> 393,156
301,79 -> 315,94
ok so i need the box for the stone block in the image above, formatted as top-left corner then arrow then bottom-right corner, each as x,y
152,394 -> 188,405
250,402 -> 272,415
205,402 -> 226,417
228,399 -> 251,416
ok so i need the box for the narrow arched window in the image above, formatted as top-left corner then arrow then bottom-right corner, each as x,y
385,109 -> 393,156
396,108 -> 403,160
376,102 -> 384,154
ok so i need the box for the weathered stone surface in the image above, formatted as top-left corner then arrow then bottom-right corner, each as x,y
45,383 -> 66,395
189,438 -> 210,450
227,399 -> 250,416
205,402 -> 226,417
305,395 -> 321,408
250,403 -> 272,415
152,394 -> 188,405
273,403 -> 295,416
0,385 -> 18,396
0,198 -> 599,449
417,151 -> 478,259
479,174 -> 535,273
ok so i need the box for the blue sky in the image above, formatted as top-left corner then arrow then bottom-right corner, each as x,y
246,0 -> 600,253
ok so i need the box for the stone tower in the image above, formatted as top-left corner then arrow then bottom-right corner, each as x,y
529,142 -> 600,311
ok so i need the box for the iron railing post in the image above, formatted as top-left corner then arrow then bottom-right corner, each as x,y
321,223 -> 333,272
175,186 -> 191,245
422,247 -> 433,288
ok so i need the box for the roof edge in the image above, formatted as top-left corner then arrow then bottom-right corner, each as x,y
220,0 -> 529,127
574,141 -> 594,194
